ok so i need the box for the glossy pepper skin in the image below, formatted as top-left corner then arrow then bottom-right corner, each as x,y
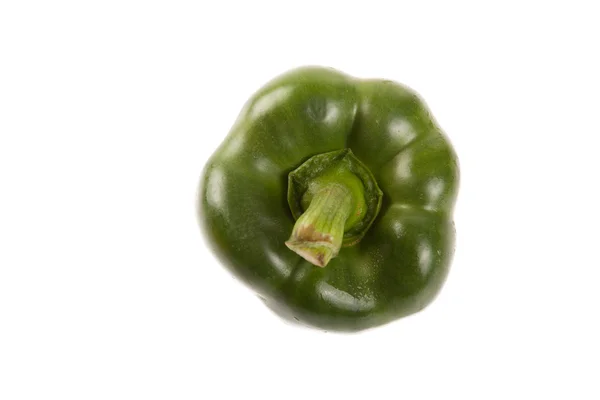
199,67 -> 459,331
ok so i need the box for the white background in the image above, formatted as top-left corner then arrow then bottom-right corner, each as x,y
1,1 -> 599,399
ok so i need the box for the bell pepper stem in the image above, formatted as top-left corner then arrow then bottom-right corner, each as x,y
285,185 -> 352,267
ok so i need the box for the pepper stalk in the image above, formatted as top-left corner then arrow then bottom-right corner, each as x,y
285,149 -> 383,267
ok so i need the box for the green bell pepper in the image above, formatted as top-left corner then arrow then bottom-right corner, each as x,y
199,67 -> 459,331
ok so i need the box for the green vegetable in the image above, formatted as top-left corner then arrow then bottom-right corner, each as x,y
199,67 -> 459,331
